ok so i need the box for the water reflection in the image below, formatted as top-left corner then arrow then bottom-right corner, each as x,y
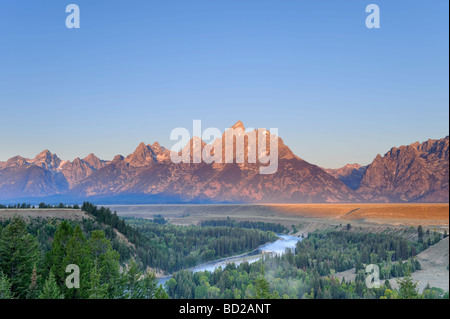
158,234 -> 301,286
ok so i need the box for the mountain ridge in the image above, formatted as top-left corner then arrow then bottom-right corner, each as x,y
0,124 -> 448,203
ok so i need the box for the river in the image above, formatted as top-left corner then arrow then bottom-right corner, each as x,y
157,234 -> 302,286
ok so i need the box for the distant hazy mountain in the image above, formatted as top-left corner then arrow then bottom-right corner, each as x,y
0,151 -> 106,199
0,122 -> 448,203
324,164 -> 368,191
0,151 -> 69,199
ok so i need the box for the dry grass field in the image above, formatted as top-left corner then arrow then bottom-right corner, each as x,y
108,203 -> 449,233
265,203 -> 449,224
4,203 -> 445,228
0,209 -> 91,221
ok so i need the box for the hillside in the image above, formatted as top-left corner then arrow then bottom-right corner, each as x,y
389,236 -> 449,292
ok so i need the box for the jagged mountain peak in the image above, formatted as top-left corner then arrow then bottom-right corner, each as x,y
1,133 -> 448,203
137,141 -> 148,149
83,153 -> 98,161
113,155 -> 125,162
4,155 -> 29,168
358,136 -> 449,202
34,149 -> 56,162
152,141 -> 167,152
32,149 -> 61,170
125,142 -> 157,167
36,149 -> 52,156
230,120 -> 245,131
82,153 -> 106,171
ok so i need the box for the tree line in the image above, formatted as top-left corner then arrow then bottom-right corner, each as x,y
0,216 -> 167,299
166,227 -> 448,299
80,202 -> 278,273
200,218 -> 288,234
0,201 -> 282,298
125,217 -> 277,273
0,203 -> 80,209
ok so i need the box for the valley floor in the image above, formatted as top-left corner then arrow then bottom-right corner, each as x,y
1,203 -> 448,298
109,203 -> 449,294
107,203 -> 449,233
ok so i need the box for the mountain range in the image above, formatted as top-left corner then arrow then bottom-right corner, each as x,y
0,122 -> 448,204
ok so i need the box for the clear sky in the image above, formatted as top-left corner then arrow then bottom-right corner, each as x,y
0,0 -> 448,168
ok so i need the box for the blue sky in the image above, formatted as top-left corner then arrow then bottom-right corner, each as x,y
0,0 -> 448,168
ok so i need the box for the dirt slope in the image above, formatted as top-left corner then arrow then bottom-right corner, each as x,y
333,237 -> 449,293
390,236 -> 449,293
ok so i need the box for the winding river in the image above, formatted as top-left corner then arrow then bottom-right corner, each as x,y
157,234 -> 302,286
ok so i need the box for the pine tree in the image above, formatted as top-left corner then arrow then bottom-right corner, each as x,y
39,271 -> 63,299
0,271 -> 13,299
46,221 -> 74,286
397,272 -> 419,299
0,217 -> 39,298
141,269 -> 158,299
88,260 -> 108,299
253,275 -> 271,299
418,225 -> 424,242
62,225 -> 90,299
88,230 -> 121,298
155,285 -> 169,299
121,259 -> 144,299
26,265 -> 40,299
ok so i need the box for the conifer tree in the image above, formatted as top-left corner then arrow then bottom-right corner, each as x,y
0,217 -> 39,298
62,225 -> 90,298
88,230 -> 121,298
121,259 -> 144,299
39,271 -> 63,299
88,260 -> 108,299
141,269 -> 158,299
155,284 -> 169,299
397,272 -> 419,299
418,225 -> 424,242
0,271 -> 13,299
26,265 -> 40,299
46,221 -> 74,286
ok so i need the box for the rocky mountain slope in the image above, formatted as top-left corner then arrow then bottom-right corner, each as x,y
0,123 -> 448,203
70,123 -> 358,203
357,136 -> 449,202
0,151 -> 107,199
